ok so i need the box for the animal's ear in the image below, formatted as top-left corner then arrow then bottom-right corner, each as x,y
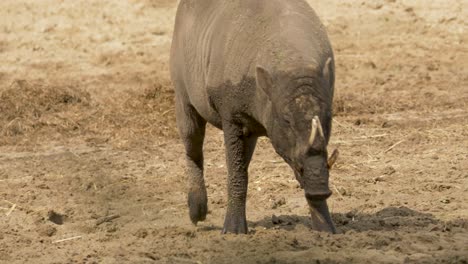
256,66 -> 273,98
322,57 -> 334,87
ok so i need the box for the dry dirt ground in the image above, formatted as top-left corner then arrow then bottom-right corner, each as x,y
1,0 -> 467,263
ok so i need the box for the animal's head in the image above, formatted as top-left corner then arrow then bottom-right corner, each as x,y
256,58 -> 338,233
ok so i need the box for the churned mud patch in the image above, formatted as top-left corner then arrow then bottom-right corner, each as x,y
1,0 -> 467,263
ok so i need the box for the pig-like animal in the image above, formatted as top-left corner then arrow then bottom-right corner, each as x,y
170,0 -> 338,234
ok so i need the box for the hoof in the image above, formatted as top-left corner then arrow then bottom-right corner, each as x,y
188,190 -> 208,224
222,213 -> 248,234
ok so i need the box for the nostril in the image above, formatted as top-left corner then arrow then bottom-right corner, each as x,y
305,191 -> 332,201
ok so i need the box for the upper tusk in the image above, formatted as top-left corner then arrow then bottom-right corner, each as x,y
315,116 -> 325,139
309,118 -> 318,145
309,116 -> 325,145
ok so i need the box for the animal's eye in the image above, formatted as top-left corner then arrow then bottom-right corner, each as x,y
283,118 -> 291,126
298,167 -> 304,175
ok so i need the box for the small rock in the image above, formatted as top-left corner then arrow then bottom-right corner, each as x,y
338,187 -> 348,196
383,166 -> 396,175
381,121 -> 392,128
141,252 -> 160,261
375,77 -> 386,86
271,215 -> 294,226
185,231 -> 196,238
106,225 -> 118,233
363,61 -> 377,69
427,63 -> 439,72
440,198 -> 450,204
374,175 -> 386,182
429,224 -> 441,233
345,210 -> 358,219
405,253 -> 432,263
290,238 -> 299,247
272,215 -> 281,225
48,210 -> 65,225
270,197 -> 286,209
134,228 -> 148,239
367,3 -> 383,10
374,238 -> 389,248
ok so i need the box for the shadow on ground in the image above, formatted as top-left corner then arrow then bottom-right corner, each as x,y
251,207 -> 468,234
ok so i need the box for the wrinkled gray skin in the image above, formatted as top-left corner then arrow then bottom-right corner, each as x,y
170,0 -> 336,234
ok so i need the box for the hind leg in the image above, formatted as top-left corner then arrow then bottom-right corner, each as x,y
175,98 -> 207,224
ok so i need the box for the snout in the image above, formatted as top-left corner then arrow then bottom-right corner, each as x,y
307,196 -> 336,234
300,156 -> 335,233
305,190 -> 332,201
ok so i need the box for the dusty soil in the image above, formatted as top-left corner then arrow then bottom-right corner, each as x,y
1,0 -> 467,263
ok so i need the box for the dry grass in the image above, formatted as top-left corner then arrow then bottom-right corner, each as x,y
0,77 -> 176,147
0,80 -> 91,139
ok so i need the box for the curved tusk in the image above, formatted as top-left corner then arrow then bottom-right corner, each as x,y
327,149 -> 339,169
309,118 -> 318,145
309,116 -> 325,145
316,116 -> 325,139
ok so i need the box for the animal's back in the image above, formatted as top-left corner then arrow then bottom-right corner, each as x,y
170,0 -> 333,125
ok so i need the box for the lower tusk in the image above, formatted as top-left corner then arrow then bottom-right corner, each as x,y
327,149 -> 339,169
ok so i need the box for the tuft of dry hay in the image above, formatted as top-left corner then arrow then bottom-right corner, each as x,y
5,203 -> 16,216
95,214 -> 120,226
96,77 -> 177,146
0,77 -> 178,148
52,236 -> 82,244
382,139 -> 405,154
0,80 -> 91,144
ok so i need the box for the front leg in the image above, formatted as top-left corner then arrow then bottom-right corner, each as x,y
222,121 -> 257,234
